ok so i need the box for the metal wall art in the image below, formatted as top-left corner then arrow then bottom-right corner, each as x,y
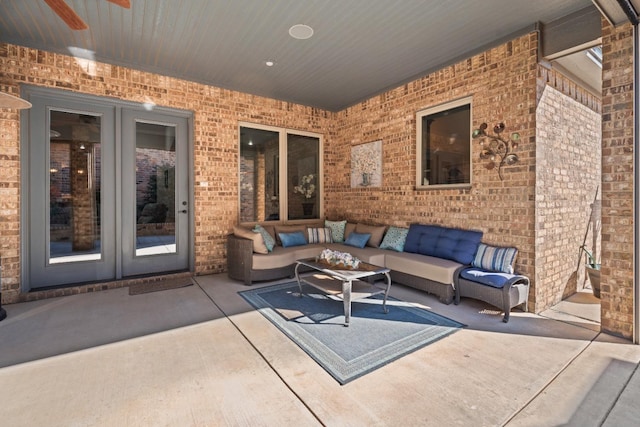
472,122 -> 520,180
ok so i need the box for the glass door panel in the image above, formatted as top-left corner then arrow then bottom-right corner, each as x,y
49,111 -> 102,264
27,91 -> 116,289
135,122 -> 177,256
121,108 -> 189,277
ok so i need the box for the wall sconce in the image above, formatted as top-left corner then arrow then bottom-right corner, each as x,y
0,91 -> 32,109
472,122 -> 520,180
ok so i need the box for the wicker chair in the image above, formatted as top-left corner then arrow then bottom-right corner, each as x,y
454,267 -> 530,323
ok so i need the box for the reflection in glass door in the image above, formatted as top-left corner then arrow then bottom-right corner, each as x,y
134,122 -> 177,256
121,109 -> 189,277
49,111 -> 102,264
27,90 -> 116,288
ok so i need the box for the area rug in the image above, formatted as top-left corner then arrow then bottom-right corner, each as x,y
129,277 -> 193,295
239,281 -> 465,384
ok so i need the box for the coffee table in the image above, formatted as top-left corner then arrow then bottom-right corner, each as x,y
294,258 -> 392,326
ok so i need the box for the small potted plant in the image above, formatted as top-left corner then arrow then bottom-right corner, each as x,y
580,245 -> 601,298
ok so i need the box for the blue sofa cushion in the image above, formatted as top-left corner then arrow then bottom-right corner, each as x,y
436,228 -> 483,265
278,231 -> 307,248
344,231 -> 371,249
405,224 -> 482,264
460,268 -> 516,289
404,224 -> 442,254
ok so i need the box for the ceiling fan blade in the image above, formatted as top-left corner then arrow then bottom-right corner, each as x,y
44,0 -> 88,30
106,0 -> 131,8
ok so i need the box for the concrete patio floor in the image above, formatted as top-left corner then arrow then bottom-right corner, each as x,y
0,273 -> 638,426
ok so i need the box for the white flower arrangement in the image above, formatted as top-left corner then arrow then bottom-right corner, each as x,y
294,174 -> 316,199
317,248 -> 361,269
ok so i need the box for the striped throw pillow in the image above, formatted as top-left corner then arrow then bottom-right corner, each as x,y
472,243 -> 517,274
307,227 -> 334,244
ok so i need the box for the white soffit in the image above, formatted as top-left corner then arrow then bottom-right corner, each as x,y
592,0 -> 638,25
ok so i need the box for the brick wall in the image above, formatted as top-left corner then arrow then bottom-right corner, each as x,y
328,34 -> 539,309
601,20 -> 634,339
535,84 -> 601,308
0,42 -> 333,303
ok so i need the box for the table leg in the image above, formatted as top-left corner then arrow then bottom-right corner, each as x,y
343,280 -> 352,327
294,263 -> 303,297
382,272 -> 391,314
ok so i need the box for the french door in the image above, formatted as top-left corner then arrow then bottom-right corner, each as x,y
24,88 -> 192,289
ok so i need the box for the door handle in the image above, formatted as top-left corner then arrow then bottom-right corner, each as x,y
179,209 -> 187,214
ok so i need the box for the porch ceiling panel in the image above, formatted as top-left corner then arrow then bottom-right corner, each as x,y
1,0 -> 594,111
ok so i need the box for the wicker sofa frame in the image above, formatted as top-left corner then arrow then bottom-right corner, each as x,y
389,270 -> 454,304
454,271 -> 530,323
227,234 -> 296,285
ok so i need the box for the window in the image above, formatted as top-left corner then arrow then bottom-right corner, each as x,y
416,98 -> 472,188
239,124 -> 321,222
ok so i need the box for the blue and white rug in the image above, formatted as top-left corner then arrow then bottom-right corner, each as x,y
239,281 -> 465,384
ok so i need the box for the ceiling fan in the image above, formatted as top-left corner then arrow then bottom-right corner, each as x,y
44,0 -> 131,30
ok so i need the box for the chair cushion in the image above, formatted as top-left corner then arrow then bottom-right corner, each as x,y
278,231 -> 308,248
459,268 -> 516,289
344,231 -> 371,248
325,220 -> 347,243
472,243 -> 517,274
405,224 -> 482,264
307,227 -> 333,244
355,223 -> 387,248
385,252 -> 462,285
343,222 -> 357,240
404,224 -> 441,254
379,226 -> 409,252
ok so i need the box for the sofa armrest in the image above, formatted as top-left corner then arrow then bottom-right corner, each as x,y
227,233 -> 254,285
499,274 -> 530,322
454,267 -> 530,322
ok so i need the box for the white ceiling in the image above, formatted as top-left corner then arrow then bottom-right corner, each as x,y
0,0 -> 605,111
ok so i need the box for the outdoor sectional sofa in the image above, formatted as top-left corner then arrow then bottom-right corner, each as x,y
227,220 -> 530,321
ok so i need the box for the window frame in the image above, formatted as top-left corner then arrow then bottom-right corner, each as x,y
415,97 -> 473,190
238,122 -> 323,224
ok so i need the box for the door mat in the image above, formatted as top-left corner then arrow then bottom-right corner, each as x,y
129,277 -> 194,295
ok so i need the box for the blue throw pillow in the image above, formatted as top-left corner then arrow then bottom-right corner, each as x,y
472,243 -> 518,274
278,231 -> 307,248
253,224 -> 275,252
344,231 -> 371,248
380,226 -> 409,252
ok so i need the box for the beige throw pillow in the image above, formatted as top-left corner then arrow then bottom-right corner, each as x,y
233,226 -> 269,254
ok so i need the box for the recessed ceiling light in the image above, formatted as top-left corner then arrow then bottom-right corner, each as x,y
289,24 -> 313,40
265,60 -> 275,67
